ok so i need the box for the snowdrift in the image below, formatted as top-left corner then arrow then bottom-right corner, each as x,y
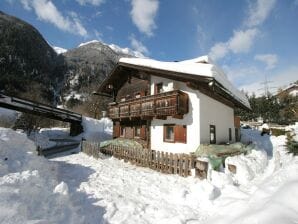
0,128 -> 84,223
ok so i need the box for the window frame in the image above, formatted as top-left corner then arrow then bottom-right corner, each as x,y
134,126 -> 141,138
120,126 -> 125,137
155,82 -> 163,94
163,124 -> 187,144
229,128 -> 232,142
163,124 -> 175,143
210,125 -> 216,144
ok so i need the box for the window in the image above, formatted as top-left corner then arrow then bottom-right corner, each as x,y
164,124 -> 175,142
134,126 -> 141,138
120,126 -> 125,137
235,128 -> 240,142
135,92 -> 141,98
210,125 -> 216,144
229,128 -> 232,142
163,124 -> 187,143
155,83 -> 163,94
135,91 -> 145,98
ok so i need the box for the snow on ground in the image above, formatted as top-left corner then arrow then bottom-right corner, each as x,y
1,122 -> 298,223
0,108 -> 18,127
0,128 -> 85,223
82,116 -> 112,142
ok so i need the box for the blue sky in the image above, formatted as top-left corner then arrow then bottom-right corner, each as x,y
1,0 -> 298,95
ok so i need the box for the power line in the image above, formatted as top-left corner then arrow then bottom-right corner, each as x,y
258,74 -> 276,98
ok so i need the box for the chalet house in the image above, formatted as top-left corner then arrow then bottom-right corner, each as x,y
98,56 -> 250,154
276,84 -> 298,98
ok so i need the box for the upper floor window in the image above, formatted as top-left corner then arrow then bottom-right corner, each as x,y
155,83 -> 163,94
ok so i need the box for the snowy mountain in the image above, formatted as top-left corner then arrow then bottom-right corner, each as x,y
108,43 -> 145,58
61,41 -> 131,106
53,46 -> 68,54
0,11 -> 65,103
0,11 -> 141,113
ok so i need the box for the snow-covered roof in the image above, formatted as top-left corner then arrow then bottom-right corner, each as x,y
119,56 -> 250,109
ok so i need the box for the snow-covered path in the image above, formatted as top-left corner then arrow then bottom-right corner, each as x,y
52,153 -> 215,224
50,128 -> 298,224
1,123 -> 298,223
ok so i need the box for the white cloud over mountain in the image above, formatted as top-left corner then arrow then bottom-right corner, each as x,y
20,0 -> 88,37
76,0 -> 105,6
130,0 -> 159,36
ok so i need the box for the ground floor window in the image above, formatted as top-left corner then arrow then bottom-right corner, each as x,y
134,126 -> 141,137
210,125 -> 216,144
164,124 -> 175,142
235,128 -> 240,142
120,126 -> 125,137
229,128 -> 232,142
163,124 -> 187,143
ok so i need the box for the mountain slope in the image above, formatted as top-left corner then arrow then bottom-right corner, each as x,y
0,11 -> 137,117
0,11 -> 65,102
61,41 -> 134,108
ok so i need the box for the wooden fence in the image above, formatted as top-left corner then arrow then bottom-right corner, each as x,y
82,141 -> 197,177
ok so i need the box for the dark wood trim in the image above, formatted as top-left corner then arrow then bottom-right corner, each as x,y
98,63 -> 250,111
172,114 -> 183,119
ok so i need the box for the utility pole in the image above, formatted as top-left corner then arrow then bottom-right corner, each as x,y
258,74 -> 275,98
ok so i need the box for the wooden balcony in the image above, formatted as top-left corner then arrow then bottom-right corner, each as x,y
108,90 -> 188,120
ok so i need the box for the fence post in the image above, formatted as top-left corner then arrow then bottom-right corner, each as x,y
179,154 -> 183,176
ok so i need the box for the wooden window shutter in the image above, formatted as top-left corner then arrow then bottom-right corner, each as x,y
113,122 -> 120,138
140,125 -> 146,140
174,125 -> 187,143
140,90 -> 145,97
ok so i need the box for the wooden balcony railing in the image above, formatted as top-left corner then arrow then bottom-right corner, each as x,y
108,90 -> 188,120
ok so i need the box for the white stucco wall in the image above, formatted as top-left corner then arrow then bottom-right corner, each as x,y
150,76 -> 201,153
199,92 -> 235,144
150,76 -> 235,154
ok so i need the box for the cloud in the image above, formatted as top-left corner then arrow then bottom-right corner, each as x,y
197,24 -> 208,51
129,35 -> 149,55
208,0 -> 276,61
94,29 -> 102,40
20,0 -> 31,10
209,28 -> 258,60
239,66 -> 298,96
209,42 -> 229,60
76,0 -> 105,6
20,0 -> 88,37
228,29 -> 258,53
254,54 -> 278,70
130,0 -> 159,36
245,0 -> 276,27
